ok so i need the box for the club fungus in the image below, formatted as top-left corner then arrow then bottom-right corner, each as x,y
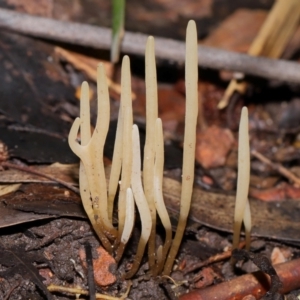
115,187 -> 135,263
143,36 -> 159,271
163,20 -> 198,276
69,20 -> 199,278
115,55 -> 133,242
153,118 -> 172,276
125,124 -> 152,279
232,107 -> 252,252
68,64 -> 118,253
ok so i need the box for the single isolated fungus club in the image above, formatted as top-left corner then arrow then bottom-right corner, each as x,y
68,20 -> 198,277
232,107 -> 252,254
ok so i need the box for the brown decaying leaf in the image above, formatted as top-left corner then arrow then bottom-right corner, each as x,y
193,267 -> 220,289
0,183 -> 21,197
250,182 -> 300,202
7,0 -> 53,17
0,163 -> 78,184
0,183 -> 84,229
79,246 -> 117,287
1,163 -> 300,242
203,9 -> 267,53
196,125 -> 235,169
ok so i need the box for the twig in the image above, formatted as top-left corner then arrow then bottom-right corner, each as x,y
0,9 -> 300,83
251,150 -> 300,187
184,241 -> 246,276
232,249 -> 282,299
47,282 -> 132,299
4,283 -> 20,300
179,257 -> 300,300
84,243 -> 96,300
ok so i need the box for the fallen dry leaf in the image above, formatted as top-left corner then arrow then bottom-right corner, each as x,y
196,125 -> 234,169
250,182 -> 300,201
7,0 -> 53,17
193,267 -> 219,289
0,163 -> 78,184
79,246 -> 116,287
0,183 -> 21,196
203,9 -> 267,53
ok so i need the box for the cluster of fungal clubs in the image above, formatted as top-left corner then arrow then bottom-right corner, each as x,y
68,19 -> 252,279
68,21 -> 198,278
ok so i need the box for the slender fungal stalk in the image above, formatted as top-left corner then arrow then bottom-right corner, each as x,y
143,36 -> 158,272
69,64 -> 119,251
91,64 -> 116,239
115,188 -> 135,262
78,82 -> 94,233
108,94 -> 123,222
243,200 -> 252,250
77,82 -> 109,247
69,123 -> 113,252
153,118 -> 172,275
125,125 -> 152,279
232,107 -> 251,252
163,20 -> 198,275
117,56 -> 133,239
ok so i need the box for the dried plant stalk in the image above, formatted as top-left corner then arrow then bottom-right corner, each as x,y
163,20 -> 198,275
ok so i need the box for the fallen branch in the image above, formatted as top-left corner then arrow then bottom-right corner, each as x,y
184,241 -> 246,276
251,150 -> 300,187
179,257 -> 300,300
0,9 -> 300,83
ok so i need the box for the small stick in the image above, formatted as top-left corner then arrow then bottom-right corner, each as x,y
251,150 -> 300,187
84,243 -> 96,300
1,9 -> 300,83
183,241 -> 246,275
47,284 -> 131,300
179,257 -> 300,300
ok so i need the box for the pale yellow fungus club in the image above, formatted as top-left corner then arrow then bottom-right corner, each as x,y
232,106 -> 252,252
163,20 -> 198,276
144,36 -> 159,272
